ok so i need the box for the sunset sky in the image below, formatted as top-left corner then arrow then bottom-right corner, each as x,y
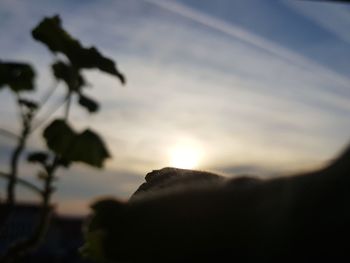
0,0 -> 350,215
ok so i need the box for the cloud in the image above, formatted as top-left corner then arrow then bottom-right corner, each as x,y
1,0 -> 350,214
284,0 -> 350,45
212,163 -> 280,177
53,164 -> 144,215
51,1 -> 350,173
0,160 -> 145,215
143,0 -> 350,87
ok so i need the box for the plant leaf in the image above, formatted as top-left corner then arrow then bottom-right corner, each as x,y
78,93 -> 99,113
52,61 -> 85,92
27,151 -> 49,164
32,15 -> 125,84
56,157 -> 72,168
70,47 -> 126,85
67,129 -> 110,168
43,119 -> 76,156
31,15 -> 76,55
0,61 -> 35,92
18,98 -> 38,110
43,120 -> 110,168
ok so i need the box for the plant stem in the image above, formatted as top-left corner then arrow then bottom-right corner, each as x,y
64,91 -> 72,119
0,110 -> 32,239
31,95 -> 69,133
37,82 -> 58,114
29,81 -> 59,134
1,93 -> 73,263
7,118 -> 30,206
0,159 -> 59,263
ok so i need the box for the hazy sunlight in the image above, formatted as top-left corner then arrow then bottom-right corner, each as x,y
170,144 -> 201,169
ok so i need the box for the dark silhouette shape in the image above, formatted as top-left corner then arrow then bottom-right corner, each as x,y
0,203 -> 87,263
84,143 -> 350,262
131,167 -> 225,199
0,14 -> 124,262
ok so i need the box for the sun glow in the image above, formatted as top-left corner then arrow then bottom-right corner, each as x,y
170,144 -> 201,169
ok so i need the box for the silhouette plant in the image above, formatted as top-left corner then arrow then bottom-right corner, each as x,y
0,15 -> 125,262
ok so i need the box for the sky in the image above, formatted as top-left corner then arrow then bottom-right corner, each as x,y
0,0 -> 350,215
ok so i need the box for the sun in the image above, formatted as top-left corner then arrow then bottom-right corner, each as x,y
170,145 -> 200,169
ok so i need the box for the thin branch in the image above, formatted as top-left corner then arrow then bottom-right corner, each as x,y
0,99 -> 33,234
1,156 -> 60,263
1,92 -> 73,263
6,92 -> 34,206
31,95 -> 68,133
7,116 -> 30,205
34,81 -> 59,117
0,173 -> 54,262
1,153 -> 60,263
64,91 -> 72,119
15,93 -> 25,122
0,171 -> 42,196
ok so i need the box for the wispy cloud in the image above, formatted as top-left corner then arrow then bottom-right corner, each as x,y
1,0 -> 350,214
284,0 -> 350,45
143,0 -> 350,87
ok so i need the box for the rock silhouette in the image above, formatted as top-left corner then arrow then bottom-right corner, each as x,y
84,143 -> 350,263
131,167 -> 225,199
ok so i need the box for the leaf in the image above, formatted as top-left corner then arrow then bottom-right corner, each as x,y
78,93 -> 99,113
18,98 -> 38,110
43,120 -> 110,168
57,157 -> 72,168
31,15 -> 77,55
43,119 -> 76,156
70,47 -> 126,85
32,15 -> 125,84
52,61 -> 85,92
27,151 -> 49,165
0,61 -> 35,92
67,129 -> 110,168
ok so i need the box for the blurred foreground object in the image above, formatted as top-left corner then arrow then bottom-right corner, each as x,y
0,203 -> 85,263
82,143 -> 350,262
0,14 -> 125,262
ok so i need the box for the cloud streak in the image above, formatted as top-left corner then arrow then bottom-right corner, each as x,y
285,0 -> 350,45
1,0 -> 350,214
143,0 -> 350,88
